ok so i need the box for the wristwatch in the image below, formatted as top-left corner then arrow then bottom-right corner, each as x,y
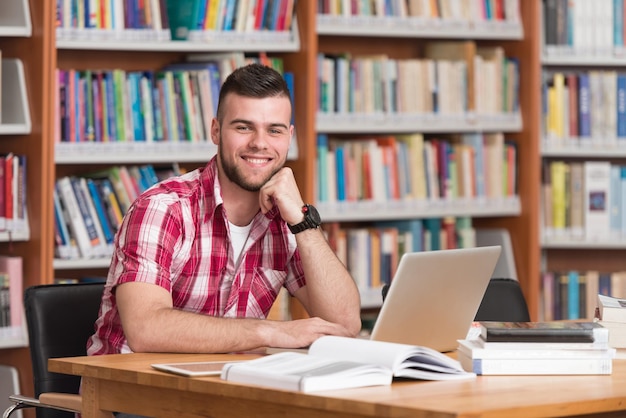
288,204 -> 322,234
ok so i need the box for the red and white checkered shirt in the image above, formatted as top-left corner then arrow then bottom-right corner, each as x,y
87,157 -> 306,355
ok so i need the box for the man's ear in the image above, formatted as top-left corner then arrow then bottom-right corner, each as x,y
210,118 -> 220,145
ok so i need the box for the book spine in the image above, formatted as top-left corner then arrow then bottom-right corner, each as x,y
578,72 -> 591,137
464,356 -> 613,376
70,177 -> 102,250
618,72 -> 626,138
567,270 -> 580,319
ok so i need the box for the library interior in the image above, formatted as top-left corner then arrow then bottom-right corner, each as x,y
4,1 -> 626,417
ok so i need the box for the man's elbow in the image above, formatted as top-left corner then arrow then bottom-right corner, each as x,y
125,332 -> 153,353
346,315 -> 362,337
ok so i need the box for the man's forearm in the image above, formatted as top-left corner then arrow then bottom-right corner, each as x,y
294,228 -> 362,335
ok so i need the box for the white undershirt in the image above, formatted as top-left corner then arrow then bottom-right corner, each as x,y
229,221 -> 253,264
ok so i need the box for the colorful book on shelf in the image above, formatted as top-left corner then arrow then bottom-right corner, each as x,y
219,336 -> 474,393
70,177 -> 103,253
56,176 -> 94,259
78,177 -> 111,257
94,177 -> 124,233
479,321 -> 609,344
85,178 -> 115,247
584,161 -> 611,240
0,255 -> 23,328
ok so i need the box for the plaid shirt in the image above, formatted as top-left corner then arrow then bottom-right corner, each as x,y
87,157 -> 306,355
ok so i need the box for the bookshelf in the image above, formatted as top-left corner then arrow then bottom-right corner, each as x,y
314,2 -> 541,319
0,0 -> 57,408
539,0 -> 626,320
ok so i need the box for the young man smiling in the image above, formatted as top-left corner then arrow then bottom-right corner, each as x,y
87,63 -> 361,362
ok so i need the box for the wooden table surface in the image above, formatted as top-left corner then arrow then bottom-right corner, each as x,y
49,352 -> 626,418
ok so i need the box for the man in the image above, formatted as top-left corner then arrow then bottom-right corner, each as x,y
87,63 -> 361,358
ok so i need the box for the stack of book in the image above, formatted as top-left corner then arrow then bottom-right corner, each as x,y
596,294 -> 626,355
457,321 -> 615,375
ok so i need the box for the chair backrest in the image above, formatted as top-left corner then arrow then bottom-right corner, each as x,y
474,278 -> 531,322
25,282 -> 104,418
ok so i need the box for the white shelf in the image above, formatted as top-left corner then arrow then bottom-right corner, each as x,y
316,112 -> 522,134
542,236 -> 626,249
541,141 -> 626,159
0,59 -> 31,134
0,0 -> 31,37
0,227 -> 29,243
318,197 -> 521,222
317,15 -> 523,40
55,139 -> 299,164
55,142 -> 218,164
57,20 -> 300,52
542,48 -> 626,66
0,325 -> 27,349
54,257 -> 111,270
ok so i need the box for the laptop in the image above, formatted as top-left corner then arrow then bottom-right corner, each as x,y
369,245 -> 502,352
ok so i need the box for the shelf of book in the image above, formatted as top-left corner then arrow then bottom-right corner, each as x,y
55,142 -> 218,164
319,197 -> 521,223
542,142 -> 626,158
539,0 -> 626,321
0,227 -> 29,243
0,59 -> 31,134
313,0 -> 540,322
542,53 -> 626,67
316,113 -> 523,134
56,26 -> 300,52
317,15 -> 524,40
53,257 -> 111,270
542,238 -> 626,249
55,140 -> 299,164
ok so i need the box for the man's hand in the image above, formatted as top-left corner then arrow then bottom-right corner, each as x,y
260,317 -> 355,349
258,167 -> 304,224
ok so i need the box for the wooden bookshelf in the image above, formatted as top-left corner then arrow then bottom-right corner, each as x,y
0,1 -> 544,408
315,2 -> 541,320
539,0 -> 626,319
0,0 -> 56,410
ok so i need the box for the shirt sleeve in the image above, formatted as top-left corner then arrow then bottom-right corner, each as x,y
113,194 -> 186,292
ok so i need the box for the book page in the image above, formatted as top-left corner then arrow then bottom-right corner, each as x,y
308,336 -> 461,373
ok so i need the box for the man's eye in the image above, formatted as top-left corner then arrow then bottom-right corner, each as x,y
237,125 -> 251,131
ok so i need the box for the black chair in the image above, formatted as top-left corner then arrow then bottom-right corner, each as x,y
381,277 -> 530,322
3,282 -> 105,418
474,278 -> 530,322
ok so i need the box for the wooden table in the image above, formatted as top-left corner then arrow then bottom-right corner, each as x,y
49,353 -> 626,418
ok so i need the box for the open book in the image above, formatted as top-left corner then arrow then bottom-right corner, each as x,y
220,336 -> 475,392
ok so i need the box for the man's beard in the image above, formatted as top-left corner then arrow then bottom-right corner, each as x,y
218,145 -> 284,192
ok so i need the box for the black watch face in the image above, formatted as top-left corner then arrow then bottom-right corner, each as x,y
307,205 -> 321,225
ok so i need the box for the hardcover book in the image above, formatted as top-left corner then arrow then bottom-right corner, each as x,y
479,321 -> 609,343
458,350 -> 613,376
597,294 -> 626,323
220,336 -> 475,393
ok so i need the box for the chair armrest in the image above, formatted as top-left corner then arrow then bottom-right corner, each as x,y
38,393 -> 82,413
7,393 -> 82,413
